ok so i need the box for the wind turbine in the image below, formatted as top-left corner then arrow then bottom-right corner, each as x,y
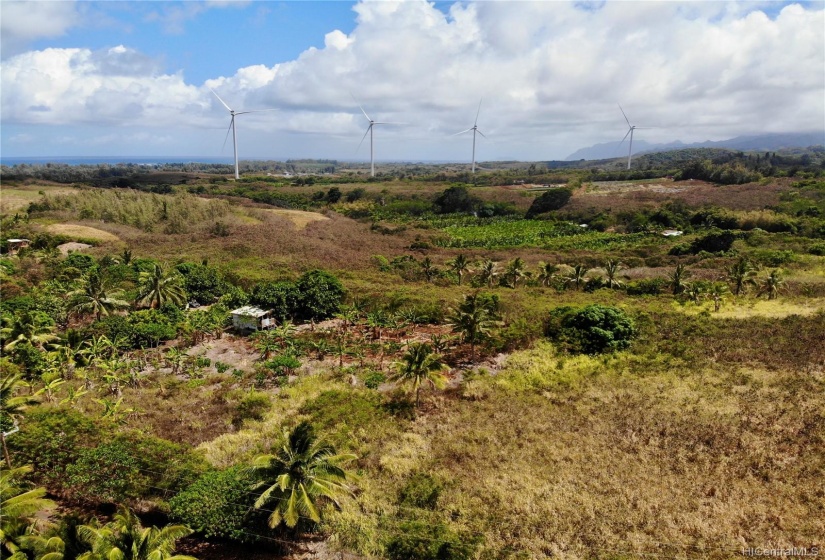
211,89 -> 275,180
452,99 -> 487,173
353,96 -> 402,177
617,104 -> 651,170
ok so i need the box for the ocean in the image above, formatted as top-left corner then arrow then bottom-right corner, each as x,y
0,156 -> 234,166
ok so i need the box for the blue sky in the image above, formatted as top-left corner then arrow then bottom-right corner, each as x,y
1,1 -> 823,162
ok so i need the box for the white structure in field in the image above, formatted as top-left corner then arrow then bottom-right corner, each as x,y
230,306 -> 275,332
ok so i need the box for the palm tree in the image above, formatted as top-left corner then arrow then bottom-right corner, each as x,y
565,264 -> 589,290
68,270 -> 129,321
708,283 -> 729,312
79,335 -> 116,366
1,465 -> 56,558
1,311 -> 60,352
683,281 -> 705,304
758,269 -> 785,300
248,421 -> 355,529
476,259 -> 499,288
726,257 -> 757,296
603,259 -> 625,289
420,257 -> 439,283
77,506 -> 195,560
670,263 -> 690,295
390,343 -> 449,408
1,373 -> 38,468
504,257 -> 527,288
448,293 -> 498,361
447,254 -> 471,286
536,262 -> 558,288
135,263 -> 187,309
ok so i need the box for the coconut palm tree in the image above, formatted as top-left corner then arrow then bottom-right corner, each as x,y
603,259 -> 625,289
505,257 -> 527,288
1,465 -> 56,558
1,311 -> 60,352
390,342 -> 449,408
1,373 -> 38,468
708,282 -> 729,312
68,270 -> 129,321
447,254 -> 471,286
683,281 -> 705,304
725,257 -> 757,296
135,263 -> 187,309
536,262 -> 558,288
670,263 -> 690,295
565,264 -> 589,290
419,257 -> 439,283
476,259 -> 499,288
448,293 -> 498,361
248,421 -> 355,529
77,506 -> 195,560
758,269 -> 785,300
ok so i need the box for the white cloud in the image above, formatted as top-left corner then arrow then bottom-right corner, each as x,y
0,1 -> 80,56
1,0 -> 823,160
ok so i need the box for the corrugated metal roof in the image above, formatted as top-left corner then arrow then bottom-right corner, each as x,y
230,306 -> 270,317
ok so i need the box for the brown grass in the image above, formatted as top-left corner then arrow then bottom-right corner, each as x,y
45,223 -> 121,242
0,184 -> 80,214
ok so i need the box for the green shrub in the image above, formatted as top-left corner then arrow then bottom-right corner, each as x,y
215,361 -> 231,373
626,278 -> 667,296
544,305 -> 637,354
195,356 -> 212,368
398,473 -> 443,510
525,188 -> 573,218
295,269 -> 345,321
364,371 -> 386,389
169,466 -> 259,542
670,230 -> 737,255
809,242 -> 825,256
234,390 -> 272,423
385,520 -> 478,560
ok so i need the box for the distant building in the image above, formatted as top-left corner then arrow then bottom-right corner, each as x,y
230,306 -> 275,333
5,238 -> 30,255
662,230 -> 684,237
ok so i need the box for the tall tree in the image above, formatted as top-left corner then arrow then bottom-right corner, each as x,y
448,293 -> 498,360
447,254 -> 470,286
390,343 -> 449,408
505,257 -> 527,288
670,263 -> 690,295
68,270 -> 129,321
536,262 -> 558,288
1,466 -> 56,558
476,259 -> 499,288
603,259 -> 625,289
758,269 -> 785,300
248,422 -> 355,529
77,506 -> 195,560
1,311 -> 60,352
565,264 -> 589,291
1,373 -> 38,468
725,257 -> 757,296
135,263 -> 187,310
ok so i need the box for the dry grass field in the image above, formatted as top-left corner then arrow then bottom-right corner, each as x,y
45,223 -> 121,242
0,184 -> 80,213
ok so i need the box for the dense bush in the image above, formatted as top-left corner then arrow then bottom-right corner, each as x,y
251,281 -> 300,321
176,262 -> 228,304
398,473 -> 443,510
670,229 -> 737,255
434,185 -> 479,214
295,269 -> 345,321
544,304 -> 637,354
525,188 -> 573,218
385,520 -> 478,560
170,466 -> 259,542
626,278 -> 667,296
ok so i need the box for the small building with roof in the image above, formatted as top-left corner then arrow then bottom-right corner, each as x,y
230,306 -> 275,333
5,239 -> 30,255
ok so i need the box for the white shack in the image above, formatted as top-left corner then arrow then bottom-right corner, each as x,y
230,306 -> 275,333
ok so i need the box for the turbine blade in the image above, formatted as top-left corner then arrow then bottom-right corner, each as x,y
474,98 -> 483,126
356,124 -> 372,153
372,121 -> 406,125
211,89 -> 232,112
618,103 -> 631,128
476,129 -> 488,139
235,109 -> 278,115
221,119 -> 233,153
616,128 -> 632,154
350,92 -> 371,122
451,128 -> 473,136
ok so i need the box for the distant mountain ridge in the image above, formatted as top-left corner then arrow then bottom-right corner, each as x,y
566,132 -> 825,161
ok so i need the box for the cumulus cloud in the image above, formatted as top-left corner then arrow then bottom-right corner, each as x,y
0,1 -> 80,56
1,0 -> 823,160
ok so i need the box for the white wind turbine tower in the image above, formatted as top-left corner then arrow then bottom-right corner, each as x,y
353,96 -> 402,177
211,89 -> 276,180
453,99 -> 487,173
617,104 -> 651,170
